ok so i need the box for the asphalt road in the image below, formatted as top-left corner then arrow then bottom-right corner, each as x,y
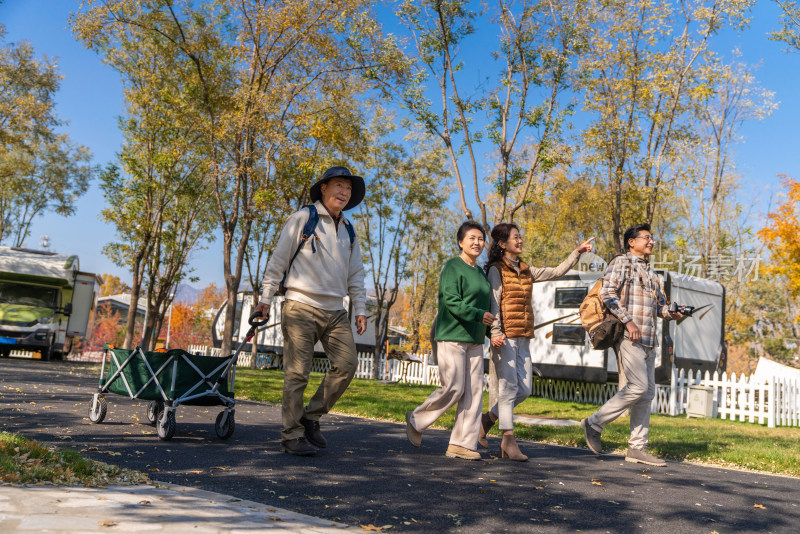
2,358 -> 799,533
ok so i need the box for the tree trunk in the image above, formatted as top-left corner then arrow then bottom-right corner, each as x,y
371,307 -> 384,380
123,253 -> 145,349
249,290 -> 259,369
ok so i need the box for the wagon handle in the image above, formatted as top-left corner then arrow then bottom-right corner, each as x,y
248,311 -> 269,327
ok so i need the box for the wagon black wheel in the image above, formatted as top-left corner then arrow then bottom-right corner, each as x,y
215,410 -> 235,439
146,401 -> 163,425
88,396 -> 107,423
157,409 -> 176,440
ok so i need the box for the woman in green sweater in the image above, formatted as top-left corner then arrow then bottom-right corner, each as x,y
405,221 -> 495,460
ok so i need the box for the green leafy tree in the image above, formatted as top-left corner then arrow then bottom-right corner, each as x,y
771,0 -> 800,51
355,119 -> 449,376
577,0 -> 753,253
73,0 -> 380,356
361,0 -> 578,236
672,59 -> 775,277
0,29 -> 94,245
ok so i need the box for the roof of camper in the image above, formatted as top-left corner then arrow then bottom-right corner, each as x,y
666,271 -> 725,296
0,246 -> 78,286
564,268 -> 725,296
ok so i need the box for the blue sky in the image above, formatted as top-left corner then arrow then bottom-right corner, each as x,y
1,0 -> 798,288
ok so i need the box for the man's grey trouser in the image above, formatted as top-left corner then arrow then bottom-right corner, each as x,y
586,338 -> 656,450
280,299 -> 357,442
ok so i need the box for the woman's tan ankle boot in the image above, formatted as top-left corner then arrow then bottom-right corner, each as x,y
500,432 -> 528,461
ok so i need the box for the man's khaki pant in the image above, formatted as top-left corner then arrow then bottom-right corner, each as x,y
280,300 -> 357,442
586,338 -> 656,450
409,341 -> 484,450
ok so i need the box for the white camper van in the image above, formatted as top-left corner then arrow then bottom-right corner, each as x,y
0,246 -> 100,360
212,292 -> 377,355
529,265 -> 726,384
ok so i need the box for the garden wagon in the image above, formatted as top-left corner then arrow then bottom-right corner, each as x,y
88,313 -> 267,440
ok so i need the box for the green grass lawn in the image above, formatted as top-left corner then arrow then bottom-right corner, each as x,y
234,368 -> 800,478
0,431 -> 149,486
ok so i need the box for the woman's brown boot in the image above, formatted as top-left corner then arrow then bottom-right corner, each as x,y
500,432 -> 528,462
478,412 -> 496,449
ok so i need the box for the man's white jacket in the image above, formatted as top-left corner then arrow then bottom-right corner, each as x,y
259,201 -> 367,316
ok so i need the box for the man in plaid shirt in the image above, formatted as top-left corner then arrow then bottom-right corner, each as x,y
581,223 -> 682,467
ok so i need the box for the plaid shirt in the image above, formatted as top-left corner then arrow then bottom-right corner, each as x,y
600,253 -> 670,348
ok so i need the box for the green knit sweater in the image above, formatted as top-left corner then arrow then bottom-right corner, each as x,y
434,256 -> 491,344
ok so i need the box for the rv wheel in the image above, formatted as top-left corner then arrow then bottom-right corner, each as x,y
214,410 -> 235,439
88,396 -> 107,423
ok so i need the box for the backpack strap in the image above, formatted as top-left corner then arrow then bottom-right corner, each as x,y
301,204 -> 320,254
343,217 -> 356,251
279,205 -> 320,288
607,254 -> 632,309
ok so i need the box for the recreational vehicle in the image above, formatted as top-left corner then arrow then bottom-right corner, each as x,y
212,292 -> 377,355
530,258 -> 726,384
0,246 -> 100,360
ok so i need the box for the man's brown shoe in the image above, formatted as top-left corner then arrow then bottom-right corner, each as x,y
405,411 -> 421,447
581,418 -> 603,455
300,416 -> 326,448
625,448 -> 666,467
280,437 -> 316,457
445,444 -> 481,460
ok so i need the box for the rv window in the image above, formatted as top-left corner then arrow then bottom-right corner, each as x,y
555,287 -> 587,308
0,282 -> 58,308
552,324 -> 586,345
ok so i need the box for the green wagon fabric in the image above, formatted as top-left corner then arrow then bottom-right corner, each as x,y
101,347 -> 234,405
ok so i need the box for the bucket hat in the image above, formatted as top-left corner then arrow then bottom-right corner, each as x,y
309,166 -> 365,211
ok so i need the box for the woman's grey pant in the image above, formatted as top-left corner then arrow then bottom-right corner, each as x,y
489,337 -> 533,430
586,338 -> 656,450
409,341 -> 484,450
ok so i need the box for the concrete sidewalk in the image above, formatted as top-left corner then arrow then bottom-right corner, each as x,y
0,482 -> 358,533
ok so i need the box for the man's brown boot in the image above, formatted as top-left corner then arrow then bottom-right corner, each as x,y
478,412 -> 496,449
500,432 -> 528,462
300,416 -> 327,448
280,437 -> 316,457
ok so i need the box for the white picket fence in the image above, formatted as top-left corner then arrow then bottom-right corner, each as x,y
187,346 -> 444,385
528,368 -> 800,428
663,368 -> 800,428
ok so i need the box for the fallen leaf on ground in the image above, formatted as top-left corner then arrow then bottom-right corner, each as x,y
99,520 -> 117,527
360,525 -> 382,532
753,504 -> 766,509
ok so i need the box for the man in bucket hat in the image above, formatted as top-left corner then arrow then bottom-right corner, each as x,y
254,166 -> 367,456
